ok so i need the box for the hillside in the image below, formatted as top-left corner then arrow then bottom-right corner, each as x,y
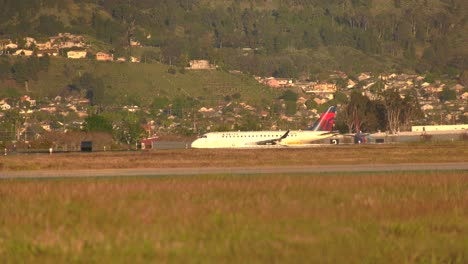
0,0 -> 466,77
27,57 -> 275,107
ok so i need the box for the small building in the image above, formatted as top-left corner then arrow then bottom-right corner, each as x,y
347,79 -> 356,89
0,39 -> 17,50
130,56 -> 140,63
187,60 -> 215,70
13,49 -> 34,56
421,104 -> 434,111
36,49 -> 59,57
0,102 -> 11,110
304,83 -> 337,94
264,77 -> 293,88
130,40 -> 141,47
461,92 -> 468,100
266,78 -> 280,88
5,43 -> 18,50
35,41 -> 52,50
412,125 -> 468,133
96,52 -> 113,61
67,50 -> 87,59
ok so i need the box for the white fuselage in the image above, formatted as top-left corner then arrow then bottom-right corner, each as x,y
191,130 -> 334,148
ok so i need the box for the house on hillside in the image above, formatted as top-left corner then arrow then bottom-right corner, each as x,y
36,49 -> 59,57
96,52 -> 114,61
304,83 -> 336,94
35,41 -> 52,50
130,39 -> 141,47
50,33 -> 86,49
358,72 -> 371,81
265,78 -> 280,88
264,77 -> 293,88
67,50 -> 87,59
0,39 -> 15,50
13,49 -> 33,56
21,95 -> 36,106
187,60 -> 216,70
421,104 -> 434,111
4,43 -> 18,51
0,102 -> 11,110
461,92 -> 468,100
130,56 -> 140,63
24,37 -> 36,48
347,79 -> 356,89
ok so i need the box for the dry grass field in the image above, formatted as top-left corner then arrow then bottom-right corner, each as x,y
1,142 -> 467,262
1,142 -> 467,171
1,171 -> 467,263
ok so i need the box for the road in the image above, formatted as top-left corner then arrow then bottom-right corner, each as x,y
1,162 -> 467,179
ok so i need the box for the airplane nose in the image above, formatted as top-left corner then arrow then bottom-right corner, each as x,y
191,139 -> 202,148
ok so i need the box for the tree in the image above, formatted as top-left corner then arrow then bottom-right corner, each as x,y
400,91 -> 423,131
76,73 -> 105,106
113,113 -> 145,145
84,115 -> 113,133
439,87 -> 457,102
459,70 -> 468,87
141,50 -> 160,63
278,90 -> 298,101
0,59 -> 11,80
381,89 -> 404,134
36,15 -> 65,36
340,90 -> 374,133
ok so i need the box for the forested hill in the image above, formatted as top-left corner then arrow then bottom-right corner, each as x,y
0,0 -> 467,78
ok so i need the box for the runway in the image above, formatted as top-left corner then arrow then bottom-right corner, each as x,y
1,162 -> 467,179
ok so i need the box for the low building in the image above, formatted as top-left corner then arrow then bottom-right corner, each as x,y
35,41 -> 52,50
304,83 -> 336,94
36,49 -> 59,57
0,102 -> 11,110
265,78 -> 280,88
13,49 -> 34,56
187,60 -> 215,70
412,125 -> 468,132
67,50 -> 87,59
96,52 -> 113,61
264,78 -> 293,88
130,40 -> 141,47
4,43 -> 18,50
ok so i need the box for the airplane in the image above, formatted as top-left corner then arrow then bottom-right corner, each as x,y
191,106 -> 337,148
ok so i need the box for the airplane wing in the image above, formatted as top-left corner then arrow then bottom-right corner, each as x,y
253,130 -> 290,145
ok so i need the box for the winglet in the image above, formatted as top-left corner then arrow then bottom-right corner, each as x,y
279,130 -> 290,140
307,106 -> 336,132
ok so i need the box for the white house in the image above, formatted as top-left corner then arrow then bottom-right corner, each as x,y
67,50 -> 87,59
1,102 -> 11,110
13,49 -> 34,56
421,104 -> 434,111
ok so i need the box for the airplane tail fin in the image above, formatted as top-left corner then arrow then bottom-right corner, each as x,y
307,106 -> 336,131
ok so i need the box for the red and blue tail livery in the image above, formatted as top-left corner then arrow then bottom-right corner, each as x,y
308,106 -> 336,132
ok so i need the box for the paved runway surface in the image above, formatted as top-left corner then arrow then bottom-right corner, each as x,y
1,163 -> 467,179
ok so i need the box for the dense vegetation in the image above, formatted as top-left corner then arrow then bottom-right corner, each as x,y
1,0 -> 467,78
